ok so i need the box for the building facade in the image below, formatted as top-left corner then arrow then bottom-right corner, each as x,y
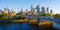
41,7 -> 46,14
35,4 -> 40,14
4,8 -> 8,14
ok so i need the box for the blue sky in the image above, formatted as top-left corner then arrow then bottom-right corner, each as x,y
0,0 -> 60,14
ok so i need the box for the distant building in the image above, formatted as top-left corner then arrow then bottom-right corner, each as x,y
41,7 -> 46,14
50,9 -> 53,16
4,8 -> 8,14
0,9 -> 3,15
26,9 -> 28,15
26,9 -> 28,13
20,8 -> 26,15
35,4 -> 40,14
46,7 -> 49,13
9,9 -> 16,16
31,4 -> 35,14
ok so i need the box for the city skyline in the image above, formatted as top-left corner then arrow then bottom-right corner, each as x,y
0,0 -> 60,14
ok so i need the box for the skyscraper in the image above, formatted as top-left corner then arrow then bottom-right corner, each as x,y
9,9 -> 16,16
35,4 -> 40,14
20,8 -> 25,15
41,7 -> 46,14
26,9 -> 28,13
50,9 -> 53,15
46,7 -> 49,13
31,4 -> 35,14
21,8 -> 23,13
4,8 -> 8,14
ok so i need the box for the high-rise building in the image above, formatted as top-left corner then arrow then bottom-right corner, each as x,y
26,9 -> 28,13
20,8 -> 25,15
10,9 -> 16,16
20,8 -> 23,13
46,7 -> 49,13
35,4 -> 40,14
25,9 -> 28,15
7,7 -> 10,13
4,8 -> 8,14
50,9 -> 53,15
31,4 -> 35,14
41,7 -> 46,14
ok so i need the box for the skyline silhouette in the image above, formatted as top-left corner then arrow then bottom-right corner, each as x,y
0,0 -> 60,14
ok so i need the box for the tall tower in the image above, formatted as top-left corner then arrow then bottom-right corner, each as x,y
20,8 -> 25,15
26,9 -> 28,15
46,7 -> 49,13
50,9 -> 53,16
21,8 -> 23,13
36,4 -> 40,14
4,8 -> 8,14
41,7 -> 45,14
7,7 -> 10,13
31,4 -> 35,14
10,9 -> 16,16
26,9 -> 28,13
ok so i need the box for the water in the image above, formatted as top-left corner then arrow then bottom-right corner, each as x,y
0,22 -> 59,30
52,22 -> 60,29
0,23 -> 38,30
0,18 -> 60,30
0,26 -> 4,30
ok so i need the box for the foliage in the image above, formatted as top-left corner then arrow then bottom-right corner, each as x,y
45,13 -> 51,16
1,14 -> 9,20
42,13 -> 51,17
0,14 -> 24,20
53,14 -> 60,18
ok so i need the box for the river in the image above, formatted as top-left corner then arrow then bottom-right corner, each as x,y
0,18 -> 60,30
0,22 -> 59,30
0,23 -> 39,30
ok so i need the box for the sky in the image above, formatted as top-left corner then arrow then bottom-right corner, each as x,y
0,0 -> 60,14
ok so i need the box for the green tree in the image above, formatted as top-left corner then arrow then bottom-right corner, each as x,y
53,14 -> 60,18
18,16 -> 23,19
1,14 -> 9,20
46,13 -> 51,16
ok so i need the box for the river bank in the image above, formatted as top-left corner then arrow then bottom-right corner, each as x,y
0,20 -> 59,30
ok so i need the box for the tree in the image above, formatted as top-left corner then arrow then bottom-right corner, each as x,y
18,16 -> 23,20
53,14 -> 60,18
45,13 -> 51,16
1,14 -> 9,20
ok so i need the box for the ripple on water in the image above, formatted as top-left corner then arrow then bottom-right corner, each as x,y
7,23 -> 33,30
7,23 -> 23,30
0,26 -> 4,30
53,23 -> 60,30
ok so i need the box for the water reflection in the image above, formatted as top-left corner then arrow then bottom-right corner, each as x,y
4,23 -> 38,30
53,23 -> 60,29
0,22 -> 60,30
0,26 -> 4,30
